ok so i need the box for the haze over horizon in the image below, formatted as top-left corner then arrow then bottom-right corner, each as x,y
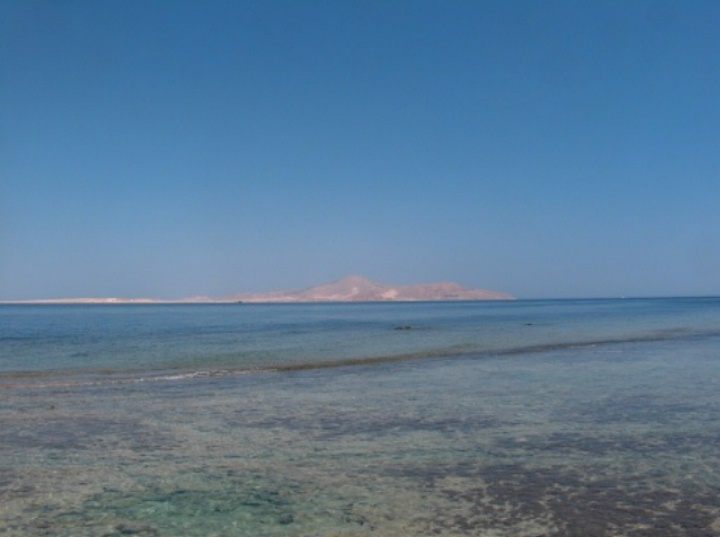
2,1 -> 719,300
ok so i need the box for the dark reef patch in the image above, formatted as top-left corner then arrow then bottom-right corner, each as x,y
0,416 -> 178,452
404,462 -> 720,536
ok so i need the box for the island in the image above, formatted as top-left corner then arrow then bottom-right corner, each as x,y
1,276 -> 514,304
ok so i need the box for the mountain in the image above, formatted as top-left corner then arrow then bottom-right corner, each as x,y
228,276 -> 513,302
3,276 -> 513,304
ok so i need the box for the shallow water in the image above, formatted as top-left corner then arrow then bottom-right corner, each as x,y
2,299 -> 718,383
1,300 -> 719,536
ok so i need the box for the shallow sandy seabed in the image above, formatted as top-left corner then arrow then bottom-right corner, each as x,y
2,342 -> 720,537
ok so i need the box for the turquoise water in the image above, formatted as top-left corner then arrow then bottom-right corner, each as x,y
1,299 -> 719,535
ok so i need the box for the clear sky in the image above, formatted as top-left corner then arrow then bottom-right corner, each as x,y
1,0 -> 719,300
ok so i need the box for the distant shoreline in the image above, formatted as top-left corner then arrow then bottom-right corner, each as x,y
0,298 -> 513,305
2,296 -> 718,305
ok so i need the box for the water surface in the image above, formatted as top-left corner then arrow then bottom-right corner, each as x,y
1,299 -> 719,535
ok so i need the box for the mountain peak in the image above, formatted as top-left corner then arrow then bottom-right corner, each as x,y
231,276 -> 513,302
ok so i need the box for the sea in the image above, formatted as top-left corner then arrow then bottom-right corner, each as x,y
1,298 -> 719,537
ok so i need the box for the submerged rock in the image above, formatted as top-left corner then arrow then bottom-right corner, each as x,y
278,513 -> 294,525
115,523 -> 159,536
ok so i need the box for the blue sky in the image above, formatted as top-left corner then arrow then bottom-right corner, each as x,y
2,0 -> 719,299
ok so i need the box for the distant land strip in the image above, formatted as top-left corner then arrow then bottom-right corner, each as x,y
1,275 -> 514,304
